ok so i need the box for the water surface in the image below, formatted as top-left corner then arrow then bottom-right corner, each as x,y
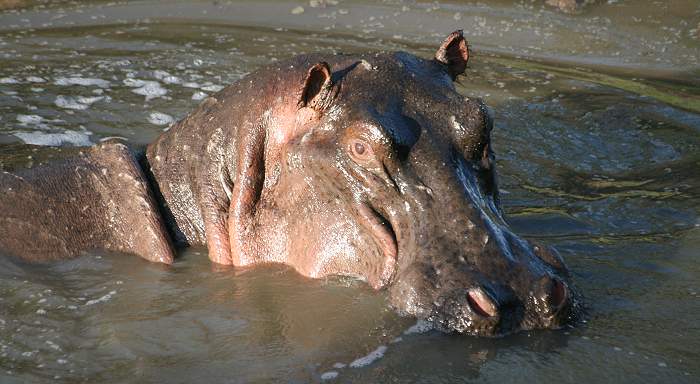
0,1 -> 698,382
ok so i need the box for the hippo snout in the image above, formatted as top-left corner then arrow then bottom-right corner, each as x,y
425,274 -> 575,336
388,230 -> 578,336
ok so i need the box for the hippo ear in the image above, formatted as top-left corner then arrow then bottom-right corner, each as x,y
298,61 -> 334,111
435,30 -> 470,80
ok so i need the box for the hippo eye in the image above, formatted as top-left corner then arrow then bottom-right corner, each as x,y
349,138 -> 374,162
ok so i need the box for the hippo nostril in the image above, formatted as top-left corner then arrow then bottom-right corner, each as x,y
467,288 -> 498,318
549,278 -> 568,310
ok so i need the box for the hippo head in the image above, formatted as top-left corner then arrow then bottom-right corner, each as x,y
232,31 -> 579,336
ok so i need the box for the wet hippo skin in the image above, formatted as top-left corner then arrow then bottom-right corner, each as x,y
0,31 -> 579,336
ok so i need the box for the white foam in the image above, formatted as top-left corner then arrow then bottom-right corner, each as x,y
123,78 -> 144,87
192,91 -> 208,101
153,70 -> 181,84
134,83 -> 167,100
332,362 -> 346,369
0,77 -> 19,84
320,371 -> 338,380
26,76 -> 46,83
403,319 -> 433,335
54,95 -> 104,110
54,77 -> 111,88
45,340 -> 61,351
15,114 -> 61,130
85,290 -> 117,306
349,345 -> 388,368
14,130 -> 93,147
124,79 -> 167,100
54,96 -> 85,110
182,81 -> 200,88
201,84 -> 224,93
16,114 -> 44,125
148,112 -> 174,126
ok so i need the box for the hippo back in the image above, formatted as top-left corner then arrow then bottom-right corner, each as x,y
0,141 -> 174,263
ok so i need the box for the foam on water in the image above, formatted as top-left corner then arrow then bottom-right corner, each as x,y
85,290 -> 117,306
54,95 -> 105,110
16,114 -> 45,126
192,91 -> 208,101
148,112 -> 174,126
0,77 -> 19,84
54,77 -> 111,88
152,70 -> 181,84
200,84 -> 224,92
14,130 -> 93,147
320,371 -> 339,380
403,319 -> 433,335
123,78 -> 167,100
25,76 -> 45,83
348,345 -> 388,368
16,114 -> 65,130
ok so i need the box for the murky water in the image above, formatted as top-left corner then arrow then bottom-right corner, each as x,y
0,0 -> 698,382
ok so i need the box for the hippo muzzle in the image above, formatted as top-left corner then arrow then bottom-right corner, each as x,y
355,102 -> 579,336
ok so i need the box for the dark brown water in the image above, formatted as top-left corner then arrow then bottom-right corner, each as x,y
0,1 -> 698,382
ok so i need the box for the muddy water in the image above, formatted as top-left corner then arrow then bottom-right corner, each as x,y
0,0 -> 698,382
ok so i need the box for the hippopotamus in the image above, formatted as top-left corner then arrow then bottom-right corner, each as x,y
0,31 -> 578,336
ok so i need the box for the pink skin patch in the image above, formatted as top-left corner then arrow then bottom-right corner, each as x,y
356,203 -> 397,289
467,288 -> 498,318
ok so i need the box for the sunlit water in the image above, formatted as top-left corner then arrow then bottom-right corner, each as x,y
0,1 -> 698,382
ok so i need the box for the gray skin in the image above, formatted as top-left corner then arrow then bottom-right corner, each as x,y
0,142 -> 174,264
0,31 -> 578,336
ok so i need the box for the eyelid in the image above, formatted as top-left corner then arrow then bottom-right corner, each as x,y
347,122 -> 395,163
